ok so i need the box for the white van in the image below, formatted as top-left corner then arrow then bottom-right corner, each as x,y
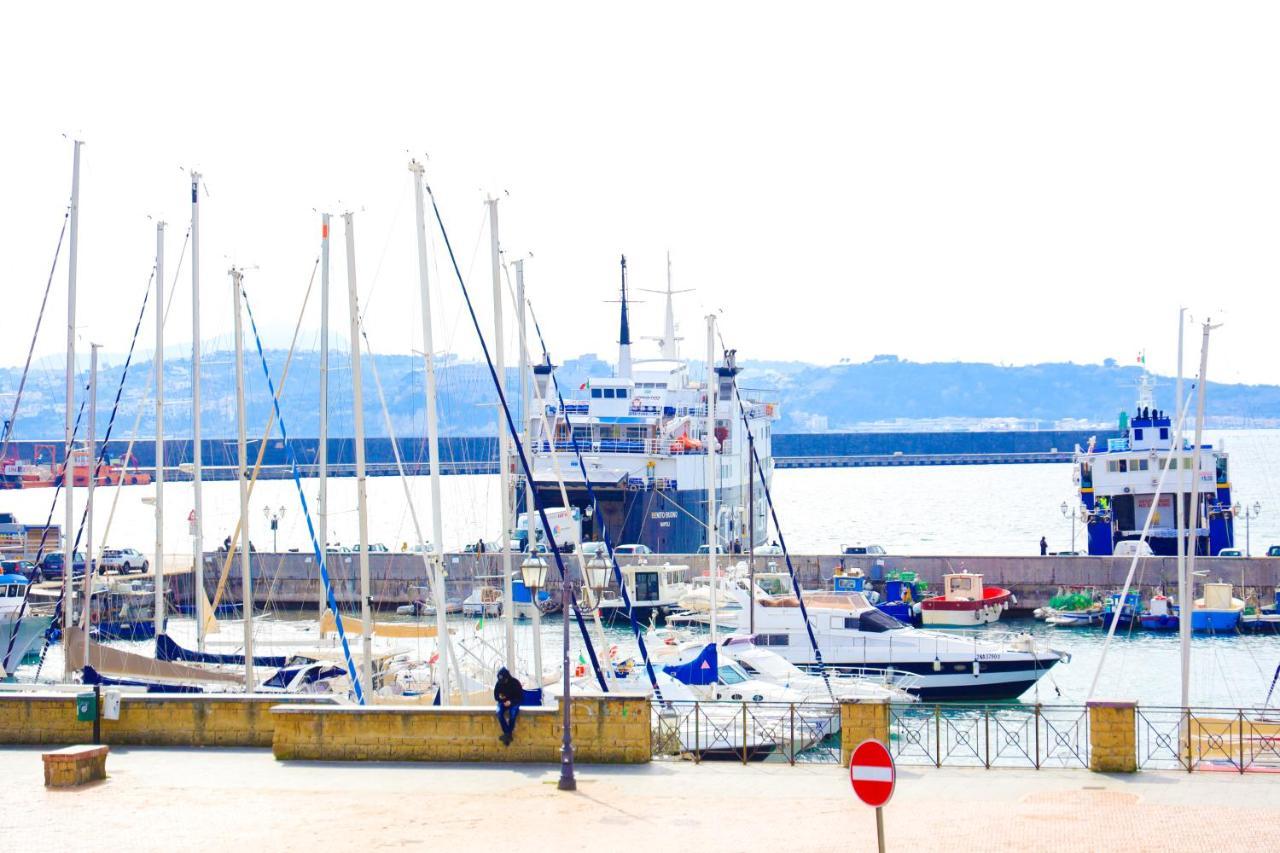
1113,540 -> 1154,557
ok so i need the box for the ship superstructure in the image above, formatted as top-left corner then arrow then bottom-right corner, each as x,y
518,256 -> 778,554
1074,373 -> 1234,556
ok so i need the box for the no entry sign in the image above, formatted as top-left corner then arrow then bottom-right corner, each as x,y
849,739 -> 895,808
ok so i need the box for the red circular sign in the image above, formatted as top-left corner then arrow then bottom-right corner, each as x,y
849,739 -> 895,808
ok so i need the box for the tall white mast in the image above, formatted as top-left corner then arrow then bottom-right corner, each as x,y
154,222 -> 166,643
318,213 -> 330,619
706,314 -> 718,643
1175,309 -> 1188,708
191,173 -> 206,651
82,342 -> 100,668
62,140 -> 81,675
344,212 -> 374,697
487,197 -> 516,670
410,161 -> 451,703
231,267 -> 255,688
1184,319 -> 1214,706
515,258 -> 542,682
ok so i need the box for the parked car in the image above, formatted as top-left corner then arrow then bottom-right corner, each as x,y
1050,550 -> 1085,557
753,543 -> 784,556
0,559 -> 40,582
579,541 -> 608,559
841,544 -> 886,556
463,540 -> 501,554
1218,548 -> 1244,558
696,544 -> 726,555
100,547 -> 149,574
1266,545 -> 1280,557
350,543 -> 390,553
37,551 -> 88,580
1113,540 -> 1155,557
613,544 -> 652,556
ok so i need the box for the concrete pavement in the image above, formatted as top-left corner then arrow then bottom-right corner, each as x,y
5,747 -> 1277,851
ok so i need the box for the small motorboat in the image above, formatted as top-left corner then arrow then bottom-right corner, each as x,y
1139,595 -> 1179,631
1045,605 -> 1104,628
462,583 -> 504,618
1103,591 -> 1142,631
920,571 -> 1013,628
1191,582 -> 1244,633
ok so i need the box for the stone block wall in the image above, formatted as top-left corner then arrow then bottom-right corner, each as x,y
840,700 -> 890,765
1087,700 -> 1137,772
271,696 -> 651,763
0,693 -> 330,747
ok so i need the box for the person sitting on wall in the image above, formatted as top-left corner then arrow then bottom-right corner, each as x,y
494,667 -> 525,746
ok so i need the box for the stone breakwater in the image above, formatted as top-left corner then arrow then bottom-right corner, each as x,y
168,552 -> 1280,614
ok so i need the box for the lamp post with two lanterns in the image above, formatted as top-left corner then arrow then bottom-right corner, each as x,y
1232,501 -> 1262,556
517,551 -> 609,792
1059,500 -> 1078,555
263,505 -> 286,552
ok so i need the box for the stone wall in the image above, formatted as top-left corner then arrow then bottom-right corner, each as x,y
0,693 -> 332,747
271,696 -> 651,763
839,700 -> 890,766
1087,700 -> 1137,773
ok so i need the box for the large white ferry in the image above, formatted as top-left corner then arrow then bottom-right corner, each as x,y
519,256 -> 778,554
1073,374 -> 1235,556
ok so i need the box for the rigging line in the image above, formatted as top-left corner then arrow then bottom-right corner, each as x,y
0,207 -> 69,462
715,325 -> 834,700
240,280 -> 364,703
207,257 -> 321,617
358,323 -> 463,689
523,297 -> 665,701
425,185 -> 608,692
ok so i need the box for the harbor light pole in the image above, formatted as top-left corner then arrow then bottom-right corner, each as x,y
263,505 -> 286,552
1233,501 -> 1261,556
558,555 -> 575,790
1060,500 -> 1076,554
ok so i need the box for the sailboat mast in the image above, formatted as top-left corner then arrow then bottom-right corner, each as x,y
487,197 -> 516,671
1175,309 -> 1188,708
231,267 -> 255,688
191,173 -> 205,651
154,222 -> 166,644
82,342 -> 99,668
516,258 -> 542,682
62,140 -> 81,673
410,161 -> 451,703
344,212 -> 374,698
1185,320 -> 1213,706
318,213 -> 330,619
706,314 -> 718,643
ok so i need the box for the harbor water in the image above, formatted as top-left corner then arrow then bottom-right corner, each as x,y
7,429 -> 1280,708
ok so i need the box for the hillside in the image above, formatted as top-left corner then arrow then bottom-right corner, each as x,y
1,351 -> 1276,440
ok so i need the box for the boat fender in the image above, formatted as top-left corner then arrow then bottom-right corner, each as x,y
972,660 -> 980,677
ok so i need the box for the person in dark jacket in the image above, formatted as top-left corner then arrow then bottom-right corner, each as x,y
494,667 -> 525,745
1040,536 -> 1048,556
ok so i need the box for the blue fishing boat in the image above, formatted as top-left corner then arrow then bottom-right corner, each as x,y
1190,582 -> 1243,633
875,571 -> 925,625
1103,591 -> 1142,630
1139,595 -> 1179,631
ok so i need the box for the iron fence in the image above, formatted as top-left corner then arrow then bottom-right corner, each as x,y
1136,706 -> 1280,773
888,703 -> 1090,769
651,700 -> 843,764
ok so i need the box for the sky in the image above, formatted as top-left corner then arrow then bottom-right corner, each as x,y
3,2 -> 1279,387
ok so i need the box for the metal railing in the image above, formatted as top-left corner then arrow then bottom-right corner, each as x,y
1136,706 -> 1280,773
888,703 -> 1090,769
651,700 -> 842,764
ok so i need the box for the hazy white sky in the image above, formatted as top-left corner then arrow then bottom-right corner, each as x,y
3,2 -> 1278,385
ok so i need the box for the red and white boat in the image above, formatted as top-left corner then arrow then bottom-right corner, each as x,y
920,571 -> 1014,627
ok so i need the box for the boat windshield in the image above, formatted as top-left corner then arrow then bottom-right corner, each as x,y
718,665 -> 748,685
857,609 -> 907,633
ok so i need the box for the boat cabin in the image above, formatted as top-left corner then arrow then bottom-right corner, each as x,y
939,571 -> 985,602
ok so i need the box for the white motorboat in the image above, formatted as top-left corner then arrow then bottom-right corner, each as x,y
732,588 -> 1068,701
596,561 -> 690,623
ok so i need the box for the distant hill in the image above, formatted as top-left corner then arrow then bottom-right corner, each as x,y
1,351 -> 1276,440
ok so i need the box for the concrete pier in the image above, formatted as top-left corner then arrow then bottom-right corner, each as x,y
170,551 -> 1280,614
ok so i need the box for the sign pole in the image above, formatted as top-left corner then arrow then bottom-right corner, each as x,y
875,806 -> 885,853
850,739 -> 895,852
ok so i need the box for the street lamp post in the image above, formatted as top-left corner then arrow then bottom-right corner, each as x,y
1060,500 -> 1076,554
558,558 -> 575,791
1232,501 -> 1262,556
263,505 -> 286,553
